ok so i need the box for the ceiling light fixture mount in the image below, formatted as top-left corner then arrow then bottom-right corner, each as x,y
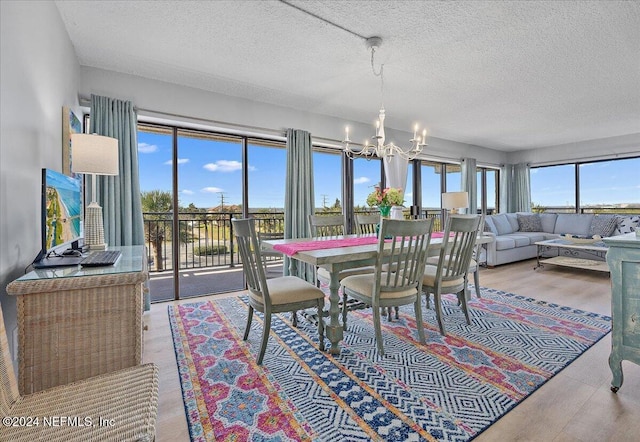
343,36 -> 427,161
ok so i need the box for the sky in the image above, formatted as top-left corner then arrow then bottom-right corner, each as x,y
137,130 -> 639,211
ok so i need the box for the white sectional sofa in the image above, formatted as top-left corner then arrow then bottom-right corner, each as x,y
482,212 -> 639,267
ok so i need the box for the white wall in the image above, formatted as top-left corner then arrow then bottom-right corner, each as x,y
79,67 -> 507,167
0,1 -> 81,360
507,133 -> 640,165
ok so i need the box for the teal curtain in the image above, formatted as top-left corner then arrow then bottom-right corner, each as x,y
500,164 -> 513,213
500,163 -> 531,212
284,128 -> 315,282
90,94 -> 148,309
513,162 -> 531,212
461,157 -> 477,214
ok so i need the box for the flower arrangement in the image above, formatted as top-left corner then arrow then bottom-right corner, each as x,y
366,186 -> 404,208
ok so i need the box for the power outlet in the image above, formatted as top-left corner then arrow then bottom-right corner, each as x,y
11,327 -> 18,361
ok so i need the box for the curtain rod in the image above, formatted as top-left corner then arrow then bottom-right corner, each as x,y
78,95 -> 344,146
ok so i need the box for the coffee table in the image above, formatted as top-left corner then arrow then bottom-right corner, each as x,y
534,238 -> 609,272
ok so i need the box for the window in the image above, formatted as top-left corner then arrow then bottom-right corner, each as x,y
578,157 -> 640,211
313,149 -> 343,211
530,164 -> 576,212
353,157 -> 383,211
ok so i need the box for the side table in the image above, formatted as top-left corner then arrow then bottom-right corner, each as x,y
6,245 -> 147,394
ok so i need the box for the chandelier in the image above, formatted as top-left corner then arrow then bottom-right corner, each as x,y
343,37 -> 427,161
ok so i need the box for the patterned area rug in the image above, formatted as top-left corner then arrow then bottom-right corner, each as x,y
169,288 -> 610,441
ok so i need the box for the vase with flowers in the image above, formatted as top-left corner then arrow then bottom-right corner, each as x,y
366,186 -> 404,218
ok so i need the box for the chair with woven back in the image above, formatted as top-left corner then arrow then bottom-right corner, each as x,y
340,218 -> 434,355
354,213 -> 381,235
232,218 -> 325,365
308,214 -> 375,330
422,214 -> 481,335
0,303 -> 159,441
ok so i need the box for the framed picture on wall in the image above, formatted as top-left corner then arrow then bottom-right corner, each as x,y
62,106 -> 82,176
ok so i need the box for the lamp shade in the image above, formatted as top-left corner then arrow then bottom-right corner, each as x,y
442,191 -> 468,210
71,134 -> 119,175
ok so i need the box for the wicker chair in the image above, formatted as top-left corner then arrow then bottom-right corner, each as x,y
0,303 -> 159,442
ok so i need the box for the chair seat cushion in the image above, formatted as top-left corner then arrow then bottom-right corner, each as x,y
422,265 -> 465,289
3,364 -> 158,441
317,266 -> 374,282
341,273 -> 417,300
259,276 -> 324,305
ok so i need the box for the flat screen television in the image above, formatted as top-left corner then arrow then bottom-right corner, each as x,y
36,168 -> 83,262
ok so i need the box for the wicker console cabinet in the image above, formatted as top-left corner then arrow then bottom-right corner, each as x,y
603,233 -> 640,393
6,245 -> 147,394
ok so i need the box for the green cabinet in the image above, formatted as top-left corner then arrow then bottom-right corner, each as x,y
604,233 -> 640,392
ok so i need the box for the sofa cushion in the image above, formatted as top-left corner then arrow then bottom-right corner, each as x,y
589,215 -> 618,237
514,232 -> 547,243
492,214 -> 514,235
506,213 -> 519,232
517,213 -> 543,232
613,215 -> 640,235
484,216 -> 498,235
540,213 -> 558,233
553,214 -> 594,236
495,234 -> 531,250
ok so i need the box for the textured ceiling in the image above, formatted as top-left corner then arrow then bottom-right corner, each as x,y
55,0 -> 640,151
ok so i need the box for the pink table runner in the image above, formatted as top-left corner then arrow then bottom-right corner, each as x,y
273,236 -> 379,257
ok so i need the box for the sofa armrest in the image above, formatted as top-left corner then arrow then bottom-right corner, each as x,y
482,232 -> 498,266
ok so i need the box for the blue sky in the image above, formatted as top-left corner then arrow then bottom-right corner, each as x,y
138,131 -> 639,210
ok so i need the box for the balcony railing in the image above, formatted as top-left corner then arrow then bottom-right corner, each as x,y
142,208 -> 447,272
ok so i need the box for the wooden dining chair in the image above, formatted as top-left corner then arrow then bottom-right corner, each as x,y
258,230 -> 284,278
340,218 -> 433,355
422,214 -> 481,335
355,213 -> 381,235
232,218 -> 325,365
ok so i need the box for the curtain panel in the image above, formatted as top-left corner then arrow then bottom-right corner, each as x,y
500,163 -> 531,212
461,157 -> 477,214
284,128 -> 315,282
89,94 -> 145,247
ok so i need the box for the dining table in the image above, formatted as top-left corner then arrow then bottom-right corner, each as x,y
262,232 -> 493,355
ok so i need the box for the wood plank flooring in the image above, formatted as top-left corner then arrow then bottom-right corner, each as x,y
143,259 -> 640,441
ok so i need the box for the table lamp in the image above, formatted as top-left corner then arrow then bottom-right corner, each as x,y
442,191 -> 468,214
71,133 -> 119,250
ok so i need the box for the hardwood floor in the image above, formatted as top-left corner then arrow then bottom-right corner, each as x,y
143,259 -> 640,441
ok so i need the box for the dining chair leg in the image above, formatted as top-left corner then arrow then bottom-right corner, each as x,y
257,311 -> 272,365
317,301 -> 326,351
425,293 -> 431,309
291,311 -> 298,327
457,291 -> 472,325
473,270 -> 481,298
243,305 -> 254,340
373,305 -> 385,355
414,299 -> 426,345
433,291 -> 446,335
342,292 -> 348,331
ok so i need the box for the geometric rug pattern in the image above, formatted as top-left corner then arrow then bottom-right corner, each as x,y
169,287 -> 610,441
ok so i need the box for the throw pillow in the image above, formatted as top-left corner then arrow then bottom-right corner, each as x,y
614,215 -> 640,235
517,213 -> 543,232
589,215 -> 617,237
492,214 -> 513,235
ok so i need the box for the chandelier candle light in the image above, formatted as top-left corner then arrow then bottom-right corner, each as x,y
343,37 -> 428,161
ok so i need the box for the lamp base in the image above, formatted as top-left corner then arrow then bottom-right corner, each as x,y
84,202 -> 108,250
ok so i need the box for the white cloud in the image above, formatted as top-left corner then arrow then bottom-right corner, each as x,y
164,158 -> 189,165
181,189 -> 194,195
203,160 -> 243,172
138,142 -> 158,153
354,177 -> 370,185
201,186 -> 224,193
